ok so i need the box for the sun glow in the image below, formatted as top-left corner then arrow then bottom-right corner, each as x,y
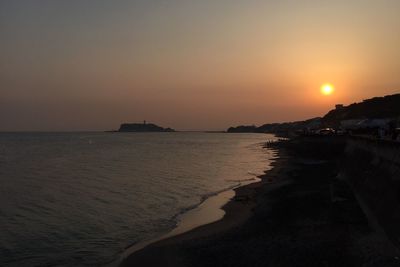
320,83 -> 334,95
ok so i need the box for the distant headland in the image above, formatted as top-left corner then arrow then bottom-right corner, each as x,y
227,93 -> 400,134
117,121 -> 175,132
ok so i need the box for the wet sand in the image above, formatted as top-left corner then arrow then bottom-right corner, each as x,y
117,189 -> 235,262
121,138 -> 400,267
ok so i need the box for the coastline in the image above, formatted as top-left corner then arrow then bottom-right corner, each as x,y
120,137 -> 400,267
119,144 -> 282,267
116,189 -> 236,264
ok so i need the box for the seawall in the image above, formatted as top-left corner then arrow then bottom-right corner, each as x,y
342,136 -> 400,248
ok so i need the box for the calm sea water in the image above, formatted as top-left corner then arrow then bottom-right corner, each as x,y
0,132 -> 276,266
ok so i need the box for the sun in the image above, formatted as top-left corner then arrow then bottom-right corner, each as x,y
320,83 -> 334,95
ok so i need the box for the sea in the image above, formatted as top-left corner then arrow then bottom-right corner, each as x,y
0,132 -> 277,266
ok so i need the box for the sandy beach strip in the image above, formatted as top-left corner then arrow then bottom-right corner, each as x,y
120,139 -> 400,267
119,145 -> 284,267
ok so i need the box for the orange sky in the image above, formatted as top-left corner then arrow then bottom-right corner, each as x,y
1,1 -> 399,131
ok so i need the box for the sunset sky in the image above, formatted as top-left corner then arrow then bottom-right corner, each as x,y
1,0 -> 399,131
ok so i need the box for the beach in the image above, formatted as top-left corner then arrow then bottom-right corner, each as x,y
121,137 -> 400,267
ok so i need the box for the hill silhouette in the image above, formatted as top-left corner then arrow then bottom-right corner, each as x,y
322,93 -> 400,127
227,118 -> 321,134
227,93 -> 400,133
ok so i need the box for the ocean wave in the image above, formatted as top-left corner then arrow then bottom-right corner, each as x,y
170,183 -> 240,222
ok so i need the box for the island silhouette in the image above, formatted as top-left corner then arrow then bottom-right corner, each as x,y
118,121 -> 175,132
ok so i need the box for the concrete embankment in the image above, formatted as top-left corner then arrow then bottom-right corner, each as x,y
341,136 -> 400,249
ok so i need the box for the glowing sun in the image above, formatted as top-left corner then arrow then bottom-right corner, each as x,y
320,83 -> 334,95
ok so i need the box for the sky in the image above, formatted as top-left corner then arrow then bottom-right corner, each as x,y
1,0 -> 399,131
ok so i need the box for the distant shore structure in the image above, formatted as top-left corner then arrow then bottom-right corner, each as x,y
335,104 -> 344,110
118,122 -> 174,132
227,94 -> 400,135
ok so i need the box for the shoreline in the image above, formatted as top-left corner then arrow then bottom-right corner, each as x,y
120,137 -> 400,267
119,145 -> 282,267
116,189 -> 236,264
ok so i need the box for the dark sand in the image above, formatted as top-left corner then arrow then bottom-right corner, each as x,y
121,139 -> 400,267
